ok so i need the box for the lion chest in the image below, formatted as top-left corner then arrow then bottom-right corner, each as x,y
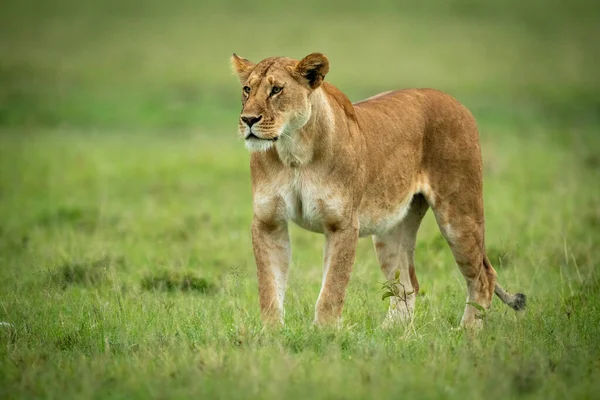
254,171 -> 344,233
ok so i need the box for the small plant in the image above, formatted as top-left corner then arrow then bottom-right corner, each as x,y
381,270 -> 414,309
466,301 -> 487,320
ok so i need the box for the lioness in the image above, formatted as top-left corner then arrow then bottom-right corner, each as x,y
231,52 -> 526,328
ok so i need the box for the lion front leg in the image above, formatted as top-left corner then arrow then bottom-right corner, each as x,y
314,223 -> 359,326
251,217 -> 291,326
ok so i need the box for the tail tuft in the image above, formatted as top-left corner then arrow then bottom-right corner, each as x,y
508,293 -> 527,311
494,284 -> 527,311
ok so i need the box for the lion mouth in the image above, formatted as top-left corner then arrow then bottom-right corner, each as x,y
245,132 -> 279,142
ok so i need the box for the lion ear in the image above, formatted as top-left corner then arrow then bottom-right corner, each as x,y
294,53 -> 329,89
231,53 -> 255,84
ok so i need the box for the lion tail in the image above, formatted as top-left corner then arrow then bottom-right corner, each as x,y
494,282 -> 527,311
484,254 -> 527,311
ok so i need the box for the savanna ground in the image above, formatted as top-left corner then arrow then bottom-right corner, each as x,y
1,0 -> 599,398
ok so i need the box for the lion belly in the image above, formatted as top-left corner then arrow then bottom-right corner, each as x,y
255,167 -> 419,238
356,194 -> 415,237
283,178 -> 415,237
288,193 -> 414,237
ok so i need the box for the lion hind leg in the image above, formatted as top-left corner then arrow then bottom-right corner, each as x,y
429,197 -> 496,329
373,194 -> 428,326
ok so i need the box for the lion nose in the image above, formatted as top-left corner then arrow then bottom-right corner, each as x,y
241,115 -> 262,127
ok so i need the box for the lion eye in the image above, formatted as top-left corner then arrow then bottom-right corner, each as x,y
243,86 -> 251,95
271,86 -> 282,95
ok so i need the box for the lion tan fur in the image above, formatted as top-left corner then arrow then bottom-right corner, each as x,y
231,52 -> 525,328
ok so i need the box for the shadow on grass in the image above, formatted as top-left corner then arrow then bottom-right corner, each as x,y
140,270 -> 217,294
49,256 -> 122,289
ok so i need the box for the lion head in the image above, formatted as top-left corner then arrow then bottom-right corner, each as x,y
231,53 -> 329,152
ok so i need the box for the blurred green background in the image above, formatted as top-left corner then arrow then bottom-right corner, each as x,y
1,1 -> 599,399
1,0 -> 598,130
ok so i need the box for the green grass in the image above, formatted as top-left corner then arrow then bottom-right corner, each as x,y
1,0 -> 599,399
